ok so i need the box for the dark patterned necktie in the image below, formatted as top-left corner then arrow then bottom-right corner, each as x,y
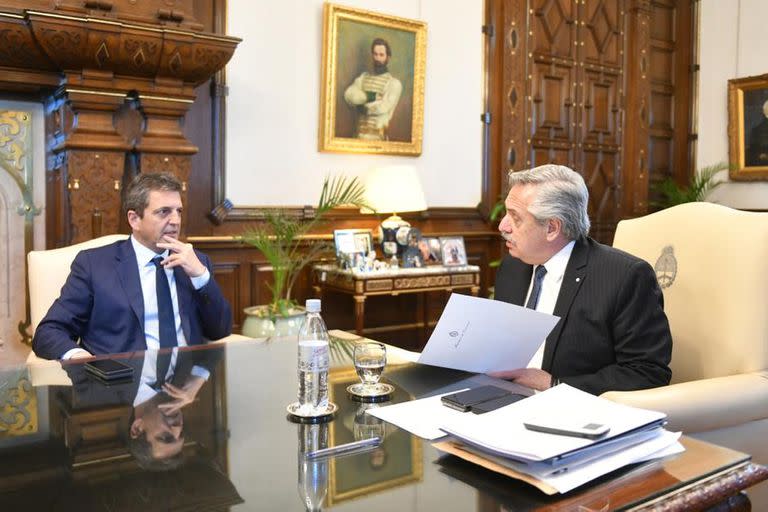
525,265 -> 547,310
152,256 -> 177,349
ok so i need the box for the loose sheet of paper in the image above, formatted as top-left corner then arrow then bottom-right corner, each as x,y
418,294 -> 560,373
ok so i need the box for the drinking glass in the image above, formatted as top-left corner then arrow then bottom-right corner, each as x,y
347,341 -> 394,399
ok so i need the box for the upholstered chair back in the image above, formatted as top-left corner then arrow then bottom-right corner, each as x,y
612,202 -> 768,384
28,234 -> 128,332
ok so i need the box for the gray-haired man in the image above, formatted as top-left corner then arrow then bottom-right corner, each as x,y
492,164 -> 672,395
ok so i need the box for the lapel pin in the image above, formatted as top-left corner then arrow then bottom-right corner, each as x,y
575,277 -> 581,282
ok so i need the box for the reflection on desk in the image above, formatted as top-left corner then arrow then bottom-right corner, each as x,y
0,338 -> 766,511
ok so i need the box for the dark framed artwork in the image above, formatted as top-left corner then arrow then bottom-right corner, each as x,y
728,73 -> 768,180
319,3 -> 427,156
326,368 -> 422,505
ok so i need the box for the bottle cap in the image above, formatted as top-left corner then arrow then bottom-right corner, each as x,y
305,298 -> 321,313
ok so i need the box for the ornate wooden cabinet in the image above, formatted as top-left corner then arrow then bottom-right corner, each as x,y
0,0 -> 239,246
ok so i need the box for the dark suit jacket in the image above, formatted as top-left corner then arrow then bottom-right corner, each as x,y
33,239 -> 232,360
494,237 -> 672,395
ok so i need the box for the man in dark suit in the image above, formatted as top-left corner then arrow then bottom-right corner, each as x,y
492,164 -> 672,395
33,172 -> 232,360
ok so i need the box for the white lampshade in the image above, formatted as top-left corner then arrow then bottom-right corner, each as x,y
363,165 -> 427,214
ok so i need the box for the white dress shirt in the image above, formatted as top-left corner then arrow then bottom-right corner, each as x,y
526,240 -> 575,369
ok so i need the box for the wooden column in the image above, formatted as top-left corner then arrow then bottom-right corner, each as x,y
48,87 -> 131,245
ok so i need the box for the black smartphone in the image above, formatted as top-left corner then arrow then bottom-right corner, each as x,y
84,358 -> 134,381
470,393 -> 528,414
441,385 -> 510,412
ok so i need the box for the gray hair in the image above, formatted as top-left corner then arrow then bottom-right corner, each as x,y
507,164 -> 591,239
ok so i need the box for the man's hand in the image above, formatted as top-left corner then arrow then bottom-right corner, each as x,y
159,376 -> 206,414
156,236 -> 207,278
488,368 -> 553,391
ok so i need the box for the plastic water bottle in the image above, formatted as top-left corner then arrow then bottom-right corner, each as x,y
297,423 -> 328,511
297,299 -> 329,416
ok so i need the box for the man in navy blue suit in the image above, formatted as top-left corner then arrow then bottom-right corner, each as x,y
33,172 -> 232,360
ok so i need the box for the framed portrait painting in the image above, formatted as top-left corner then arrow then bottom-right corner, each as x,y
728,73 -> 768,180
319,3 -> 427,156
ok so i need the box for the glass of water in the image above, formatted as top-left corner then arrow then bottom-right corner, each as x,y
347,341 -> 394,399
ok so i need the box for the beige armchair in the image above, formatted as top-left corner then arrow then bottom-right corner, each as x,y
27,234 -> 250,368
602,202 -> 768,467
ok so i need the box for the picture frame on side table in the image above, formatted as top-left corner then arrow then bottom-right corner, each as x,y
728,73 -> 768,180
319,3 -> 427,156
439,236 -> 467,266
418,236 -> 442,265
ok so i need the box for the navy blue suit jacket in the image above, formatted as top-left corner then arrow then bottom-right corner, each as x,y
494,237 -> 672,395
33,239 -> 232,360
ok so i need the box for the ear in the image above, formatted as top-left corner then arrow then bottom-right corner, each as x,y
127,210 -> 141,231
129,418 -> 144,439
545,218 -> 562,241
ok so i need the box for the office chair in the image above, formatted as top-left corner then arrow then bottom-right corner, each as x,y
603,202 -> 768,467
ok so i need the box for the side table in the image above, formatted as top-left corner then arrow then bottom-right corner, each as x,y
313,264 -> 481,336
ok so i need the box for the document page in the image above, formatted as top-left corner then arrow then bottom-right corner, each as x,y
418,294 -> 560,373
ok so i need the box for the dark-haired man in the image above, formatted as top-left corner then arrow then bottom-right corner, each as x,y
343,37 -> 403,140
33,172 -> 232,359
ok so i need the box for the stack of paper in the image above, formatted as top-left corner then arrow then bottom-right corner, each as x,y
437,385 -> 683,493
369,384 -> 684,494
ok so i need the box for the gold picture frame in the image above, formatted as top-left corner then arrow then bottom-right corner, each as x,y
728,73 -> 768,180
319,3 -> 427,156
326,368 -> 422,505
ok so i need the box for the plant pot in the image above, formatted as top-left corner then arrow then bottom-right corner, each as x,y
242,305 -> 306,338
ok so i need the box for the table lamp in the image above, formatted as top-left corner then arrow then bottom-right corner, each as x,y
363,165 -> 427,259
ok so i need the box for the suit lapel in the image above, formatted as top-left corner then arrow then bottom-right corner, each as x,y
542,237 -> 589,370
116,240 -> 145,332
174,266 -> 193,342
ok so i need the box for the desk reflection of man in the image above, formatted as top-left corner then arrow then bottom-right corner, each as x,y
65,347 -> 220,470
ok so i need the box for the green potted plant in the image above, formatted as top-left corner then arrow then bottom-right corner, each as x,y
651,161 -> 729,208
240,175 -> 370,337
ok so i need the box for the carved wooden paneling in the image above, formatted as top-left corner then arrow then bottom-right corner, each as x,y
488,0 -> 693,242
66,150 -> 125,242
647,0 -> 693,208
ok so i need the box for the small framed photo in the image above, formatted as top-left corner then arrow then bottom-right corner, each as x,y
334,229 -> 374,259
439,236 -> 467,266
401,227 -> 423,268
419,236 -> 442,265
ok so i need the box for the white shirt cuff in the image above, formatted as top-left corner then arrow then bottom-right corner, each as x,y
62,348 -> 91,360
190,268 -> 211,290
191,365 -> 211,381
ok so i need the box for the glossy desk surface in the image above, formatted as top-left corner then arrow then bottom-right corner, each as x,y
1,337 -> 766,511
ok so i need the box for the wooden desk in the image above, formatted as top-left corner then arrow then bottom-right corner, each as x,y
2,338 -> 766,511
313,264 -> 481,335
